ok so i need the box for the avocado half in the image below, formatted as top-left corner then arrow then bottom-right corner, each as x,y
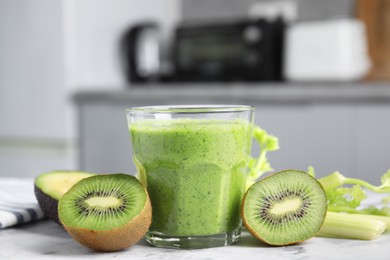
34,171 -> 95,223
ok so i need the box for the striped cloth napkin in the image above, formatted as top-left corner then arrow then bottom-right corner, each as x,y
0,178 -> 45,229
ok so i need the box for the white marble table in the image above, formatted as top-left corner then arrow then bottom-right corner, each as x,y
1,220 -> 389,260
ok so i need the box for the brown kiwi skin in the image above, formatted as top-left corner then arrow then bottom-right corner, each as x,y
60,185 -> 152,252
242,169 -> 327,246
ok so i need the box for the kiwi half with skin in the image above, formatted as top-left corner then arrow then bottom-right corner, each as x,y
242,170 -> 327,246
58,174 -> 151,252
34,171 -> 95,223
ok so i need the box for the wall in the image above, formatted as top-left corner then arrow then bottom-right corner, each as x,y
64,0 -> 180,90
0,0 -> 73,177
0,0 -> 180,177
0,0 -> 67,139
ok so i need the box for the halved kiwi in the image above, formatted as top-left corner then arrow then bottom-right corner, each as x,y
242,170 -> 327,246
58,174 -> 151,252
34,171 -> 95,223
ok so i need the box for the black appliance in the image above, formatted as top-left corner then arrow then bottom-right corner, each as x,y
174,19 -> 285,81
122,18 -> 285,83
121,23 -> 161,83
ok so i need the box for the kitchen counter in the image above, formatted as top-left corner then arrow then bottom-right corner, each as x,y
73,82 -> 390,104
1,220 -> 389,260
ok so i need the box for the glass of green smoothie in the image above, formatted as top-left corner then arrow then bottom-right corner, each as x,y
126,105 -> 254,249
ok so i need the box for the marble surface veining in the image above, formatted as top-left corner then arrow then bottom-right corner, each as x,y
0,220 -> 389,260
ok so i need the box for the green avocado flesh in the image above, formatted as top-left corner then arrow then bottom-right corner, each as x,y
243,170 -> 327,245
35,171 -> 95,200
34,171 -> 95,222
58,174 -> 146,231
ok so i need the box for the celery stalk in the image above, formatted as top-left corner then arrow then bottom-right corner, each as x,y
317,212 -> 387,240
346,213 -> 390,230
318,171 -> 345,191
318,170 -> 390,193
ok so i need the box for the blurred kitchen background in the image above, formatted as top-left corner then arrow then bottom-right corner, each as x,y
1,0 -> 389,183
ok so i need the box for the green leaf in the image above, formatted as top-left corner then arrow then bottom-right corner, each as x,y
265,136 -> 280,151
350,185 -> 367,207
362,206 -> 390,216
382,196 -> 390,206
253,127 -> 267,145
246,125 -> 279,190
380,169 -> 390,187
307,166 -> 316,178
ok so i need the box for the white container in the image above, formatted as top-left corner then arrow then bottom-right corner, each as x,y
284,19 -> 371,81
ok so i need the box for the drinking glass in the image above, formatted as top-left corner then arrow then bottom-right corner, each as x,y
126,105 -> 254,249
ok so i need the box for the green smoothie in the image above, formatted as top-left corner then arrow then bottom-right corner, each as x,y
130,118 -> 252,237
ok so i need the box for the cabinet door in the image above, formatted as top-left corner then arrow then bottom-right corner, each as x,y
355,104 -> 390,182
78,103 -> 136,174
253,104 -> 353,179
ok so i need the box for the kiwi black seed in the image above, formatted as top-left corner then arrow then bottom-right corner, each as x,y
58,174 -> 152,252
242,170 -> 327,246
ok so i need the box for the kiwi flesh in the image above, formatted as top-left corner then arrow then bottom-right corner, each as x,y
242,169 -> 327,246
58,174 -> 151,252
34,171 -> 95,223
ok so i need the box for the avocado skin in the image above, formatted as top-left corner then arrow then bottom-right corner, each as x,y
34,184 -> 60,224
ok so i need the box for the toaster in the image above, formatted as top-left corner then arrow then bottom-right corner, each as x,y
284,19 -> 371,81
